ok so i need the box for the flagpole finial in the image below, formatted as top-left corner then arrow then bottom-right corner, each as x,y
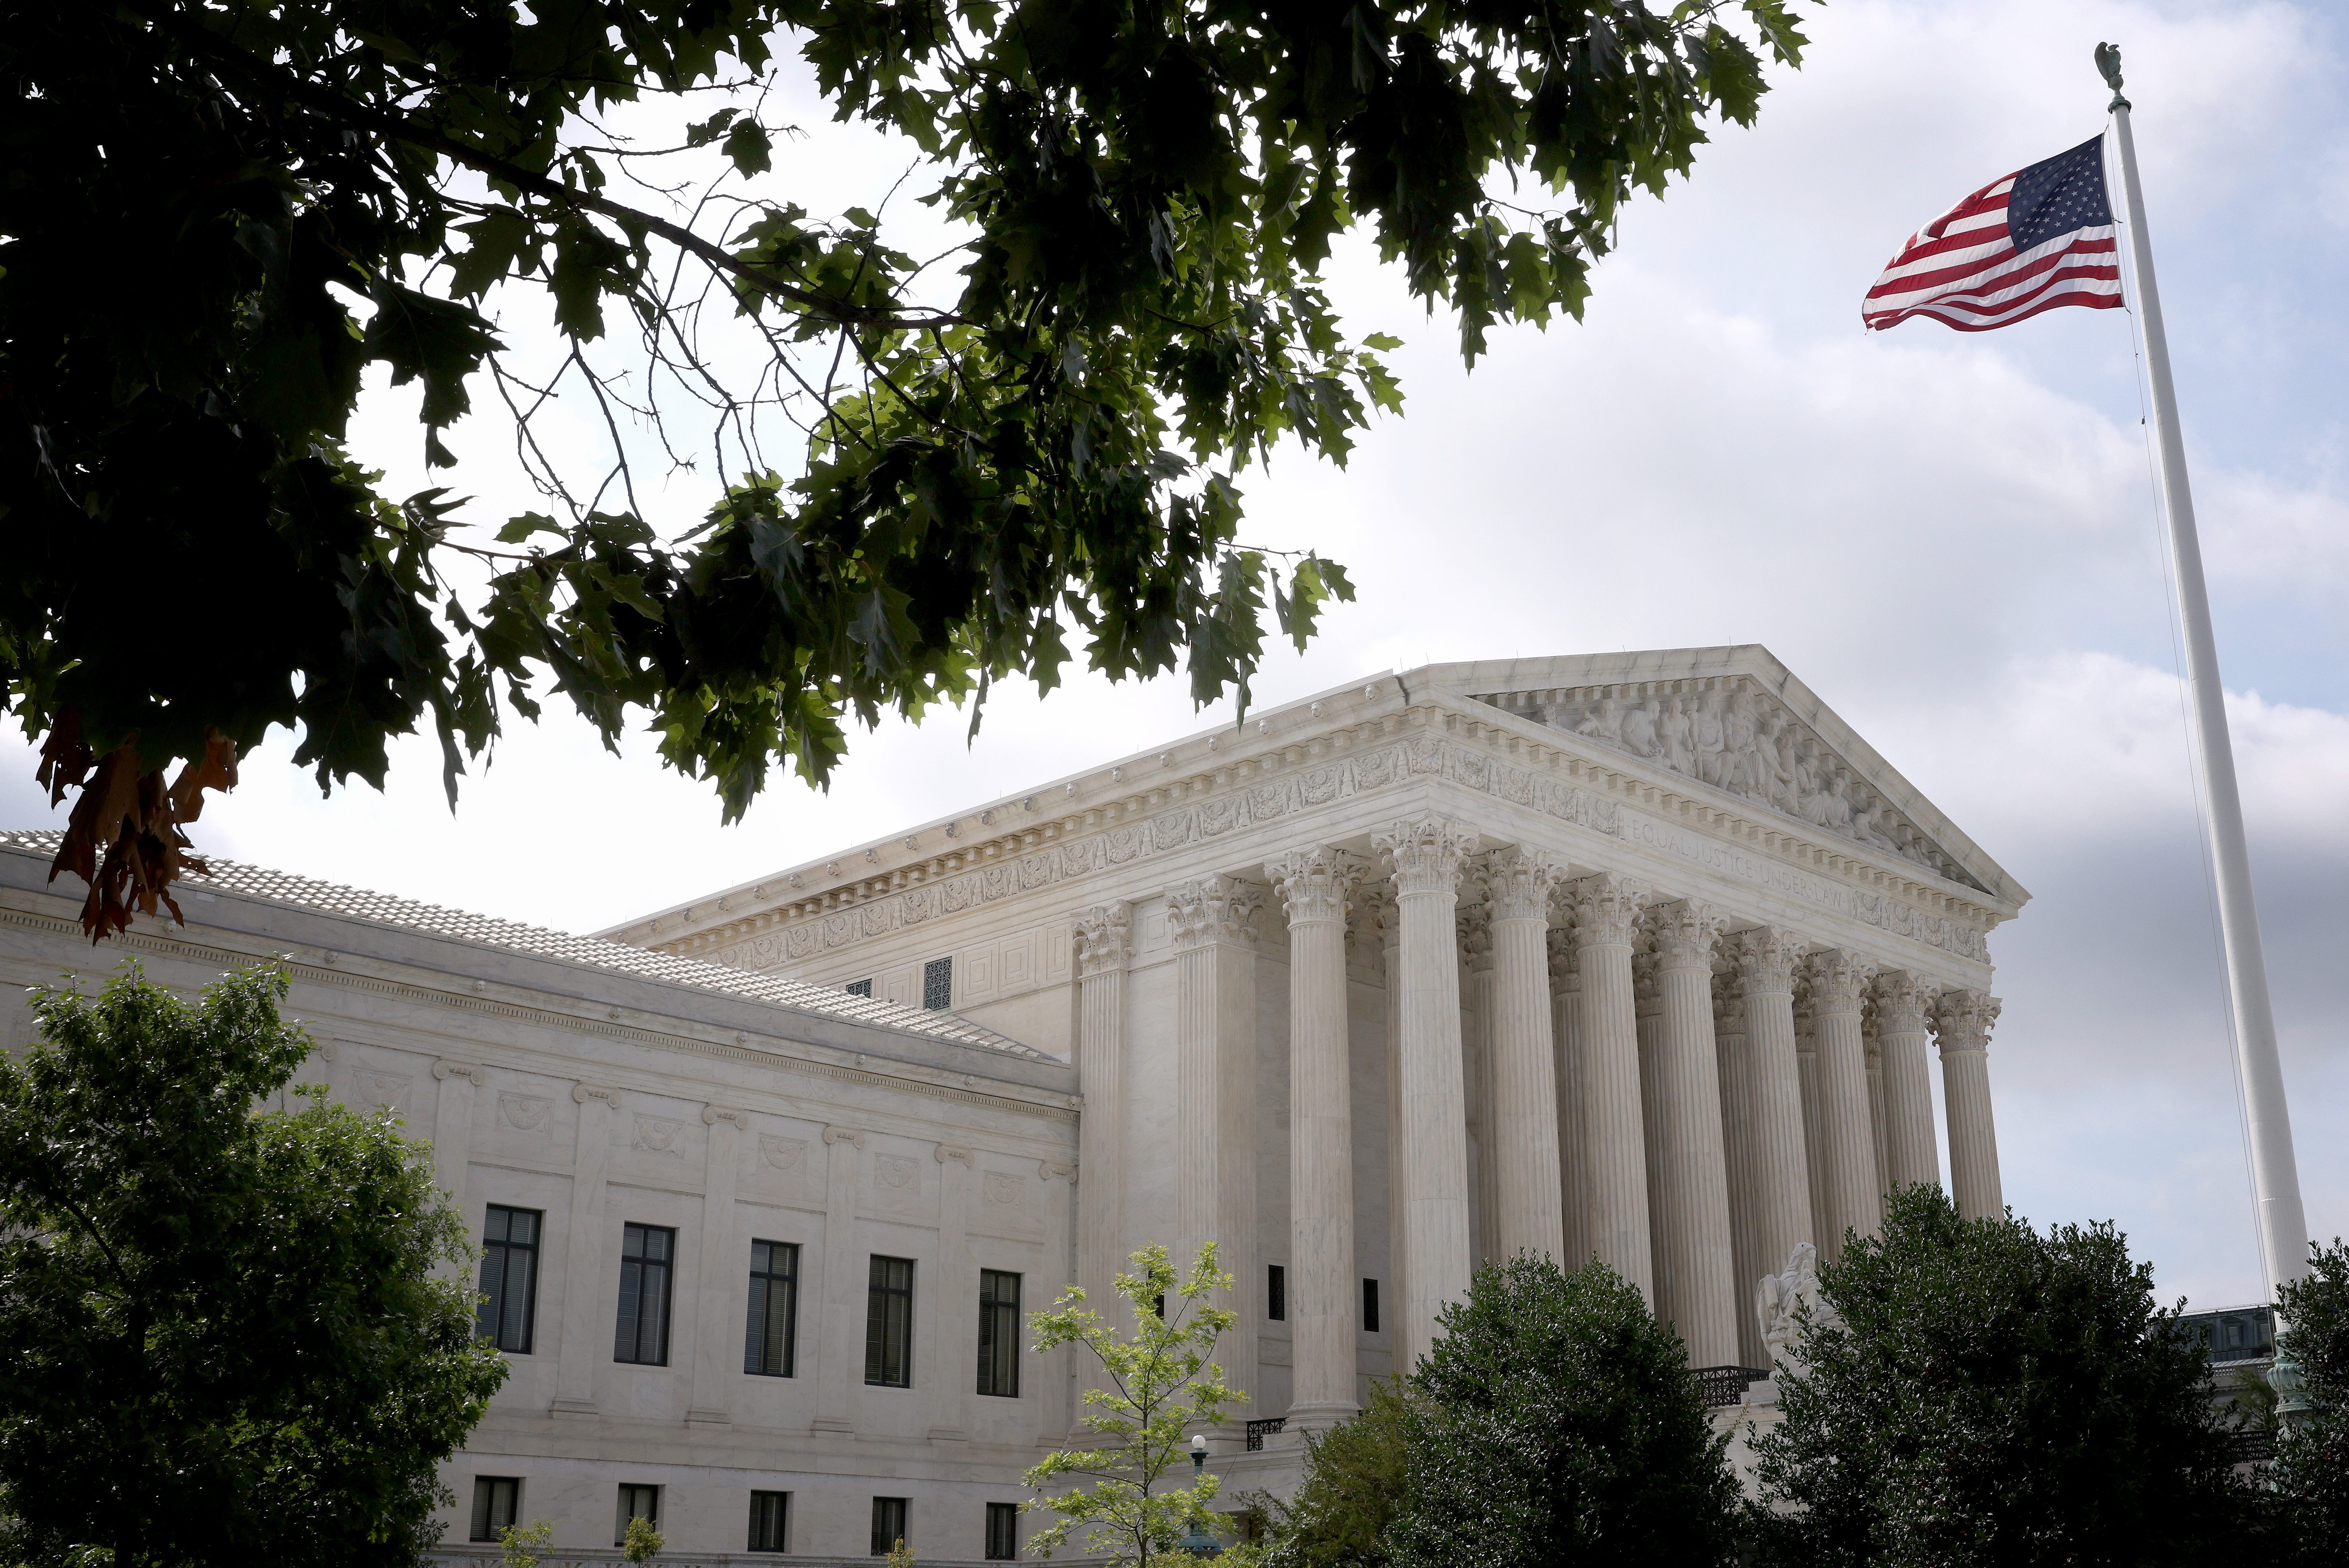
2095,42 -> 2129,112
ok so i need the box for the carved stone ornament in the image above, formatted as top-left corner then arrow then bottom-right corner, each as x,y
1072,904 -> 1132,978
1482,845 -> 1566,924
760,1135 -> 808,1172
1632,953 -> 1663,1020
937,1144 -> 975,1167
1931,989 -> 2001,1053
1645,898 -> 1722,971
1712,973 -> 1747,1034
358,1071 -> 410,1107
1546,925 -> 1579,988
1730,926 -> 1805,994
572,1083 -> 623,1110
1569,873 -> 1645,948
1803,949 -> 1877,1013
985,1170 -> 1026,1205
431,1060 -> 487,1087
823,1125 -> 867,1149
1480,678 -> 1986,892
1374,815 -> 1482,897
1038,1160 -> 1077,1184
1165,876 -> 1264,951
877,1154 -> 916,1189
1756,1241 -> 1840,1370
1872,971 -> 1938,1034
702,1106 -> 753,1132
1457,901 -> 1494,973
633,1116 -> 684,1156
497,1092 -> 552,1133
1265,846 -> 1353,925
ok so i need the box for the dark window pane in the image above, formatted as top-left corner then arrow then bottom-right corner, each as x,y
749,1491 -> 790,1553
923,957 -> 953,1010
866,1256 -> 914,1387
1362,1278 -> 1380,1334
978,1269 -> 1021,1398
746,1240 -> 800,1377
616,1483 -> 660,1545
615,1223 -> 675,1365
846,978 -> 874,998
477,1205 -> 540,1354
1267,1264 -> 1285,1322
470,1477 -> 520,1542
986,1501 -> 1019,1560
871,1496 -> 909,1556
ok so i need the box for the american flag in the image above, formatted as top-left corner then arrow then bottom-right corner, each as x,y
1863,135 -> 2123,332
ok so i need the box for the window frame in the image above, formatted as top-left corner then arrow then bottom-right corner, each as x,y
985,1500 -> 1020,1561
977,1268 -> 1022,1398
845,977 -> 874,998
748,1489 -> 791,1553
614,1222 -> 677,1367
476,1205 -> 541,1355
871,1495 -> 910,1557
1362,1276 -> 1380,1334
745,1238 -> 801,1378
615,1483 -> 662,1546
1267,1263 -> 1286,1322
865,1254 -> 915,1388
922,955 -> 953,1010
470,1476 -> 521,1543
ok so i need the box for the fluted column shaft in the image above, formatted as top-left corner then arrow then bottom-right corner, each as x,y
1550,930 -> 1587,1267
1806,951 -> 1882,1260
1573,875 -> 1652,1301
1461,907 -> 1498,1264
1874,973 -> 1943,1193
1269,849 -> 1358,1430
1732,928 -> 1813,1284
1713,979 -> 1767,1367
1376,817 -> 1480,1370
1376,893 -> 1407,1353
1647,901 -> 1738,1367
1935,991 -> 2004,1220
1486,849 -> 1566,1260
1071,906 -> 1130,1434
1168,876 -> 1261,1437
1795,992 -> 1829,1246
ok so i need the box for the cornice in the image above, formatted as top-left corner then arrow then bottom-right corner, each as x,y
647,700 -> 2009,973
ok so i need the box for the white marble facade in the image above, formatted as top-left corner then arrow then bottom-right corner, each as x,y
0,646 -> 2027,1561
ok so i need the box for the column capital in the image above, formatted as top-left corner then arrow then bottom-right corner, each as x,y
1482,846 -> 1567,923
1645,898 -> 1724,971
1267,847 -> 1355,925
1546,925 -> 1579,989
1872,970 -> 1939,1033
1711,970 -> 1747,1032
1728,925 -> 1805,994
432,1060 -> 487,1087
1167,876 -> 1264,951
1375,816 -> 1482,895
702,1105 -> 752,1131
1802,949 -> 1877,1013
1932,989 -> 2001,1054
1074,903 -> 1132,977
1457,901 -> 1495,973
1568,873 -> 1646,947
1632,952 -> 1664,1021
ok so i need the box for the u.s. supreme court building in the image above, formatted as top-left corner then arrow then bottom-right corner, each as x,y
0,646 -> 2025,1562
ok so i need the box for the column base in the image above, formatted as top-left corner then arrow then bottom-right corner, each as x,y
1283,1400 -> 1360,1434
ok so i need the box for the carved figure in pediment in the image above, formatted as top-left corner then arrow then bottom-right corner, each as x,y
1574,696 -> 1623,744
1821,775 -> 1855,834
1851,789 -> 1901,853
1721,692 -> 1761,797
1692,692 -> 1729,787
1659,697 -> 1695,775
1618,698 -> 1660,758
1752,714 -> 1796,810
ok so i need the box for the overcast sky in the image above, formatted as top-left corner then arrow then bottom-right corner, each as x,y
8,0 -> 2342,1310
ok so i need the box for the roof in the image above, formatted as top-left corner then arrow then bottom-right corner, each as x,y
0,831 -> 1049,1061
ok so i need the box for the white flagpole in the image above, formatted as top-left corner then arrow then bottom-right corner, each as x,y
2098,44 -> 2310,1295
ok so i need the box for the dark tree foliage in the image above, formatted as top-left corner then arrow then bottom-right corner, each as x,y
0,962 -> 509,1567
1386,1255 -> 1741,1568
1750,1185 -> 2268,1568
1,0 -> 1807,936
1260,1378 -> 1416,1568
2273,1239 -> 2349,1568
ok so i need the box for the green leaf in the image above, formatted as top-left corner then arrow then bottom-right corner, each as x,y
723,120 -> 773,177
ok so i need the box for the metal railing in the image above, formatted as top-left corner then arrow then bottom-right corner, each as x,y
1691,1365 -> 1771,1409
1244,1417 -> 1287,1451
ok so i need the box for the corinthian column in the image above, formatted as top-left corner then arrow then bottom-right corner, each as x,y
1548,924 -> 1587,1267
1730,928 -> 1812,1288
1713,973 -> 1767,1367
1166,876 -> 1262,1437
1933,990 -> 2004,1220
1805,950 -> 1882,1260
1373,816 -> 1481,1370
1483,848 -> 1567,1261
1645,900 -> 1738,1367
1873,972 -> 1943,1194
1373,887 -> 1407,1357
1071,904 -> 1130,1431
1267,847 -> 1359,1431
1794,985 -> 1828,1246
1571,874 -> 1651,1301
1459,903 -> 1498,1264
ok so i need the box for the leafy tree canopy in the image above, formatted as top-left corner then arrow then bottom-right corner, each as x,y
1750,1185 -> 2268,1568
2272,1239 -> 2349,1567
1258,1377 -> 1414,1568
2,0 -> 1806,936
0,961 -> 508,1566
1387,1255 -> 1741,1568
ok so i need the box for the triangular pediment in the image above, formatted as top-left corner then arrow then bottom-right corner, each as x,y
1426,647 -> 2017,903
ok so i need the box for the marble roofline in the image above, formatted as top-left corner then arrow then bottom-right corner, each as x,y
652,702 -> 2012,984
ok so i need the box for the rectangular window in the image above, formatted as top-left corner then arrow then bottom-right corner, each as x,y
1363,1278 -> 1380,1334
986,1501 -> 1020,1560
476,1205 -> 540,1353
1267,1264 -> 1286,1322
614,1223 -> 675,1365
865,1255 -> 915,1387
977,1269 -> 1022,1398
470,1477 -> 520,1542
923,957 -> 953,1010
616,1483 -> 660,1546
845,977 -> 874,998
748,1491 -> 790,1553
871,1496 -> 909,1556
745,1239 -> 801,1377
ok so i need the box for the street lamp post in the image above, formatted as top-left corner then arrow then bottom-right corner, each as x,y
1178,1435 -> 1222,1558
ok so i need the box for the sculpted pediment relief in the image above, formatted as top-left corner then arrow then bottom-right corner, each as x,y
1474,679 -> 1988,895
